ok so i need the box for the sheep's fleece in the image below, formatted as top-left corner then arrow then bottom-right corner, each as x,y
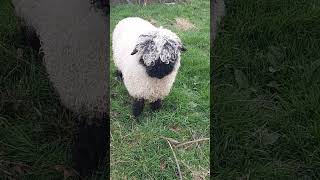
12,0 -> 109,115
112,17 -> 181,102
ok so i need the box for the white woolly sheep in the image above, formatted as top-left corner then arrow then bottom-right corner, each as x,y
112,17 -> 186,117
11,0 -> 108,177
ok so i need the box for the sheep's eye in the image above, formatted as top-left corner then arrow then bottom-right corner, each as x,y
139,58 -> 146,67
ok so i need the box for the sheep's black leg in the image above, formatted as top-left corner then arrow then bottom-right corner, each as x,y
72,112 -> 108,179
90,0 -> 109,9
115,69 -> 123,82
150,99 -> 162,111
21,25 -> 41,52
132,98 -> 145,118
99,0 -> 108,8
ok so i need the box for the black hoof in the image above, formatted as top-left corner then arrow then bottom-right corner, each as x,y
72,113 -> 108,178
132,98 -> 145,118
150,99 -> 162,111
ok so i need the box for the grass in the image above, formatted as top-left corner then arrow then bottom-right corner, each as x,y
110,0 -> 210,179
212,0 -> 320,179
0,1 -> 106,179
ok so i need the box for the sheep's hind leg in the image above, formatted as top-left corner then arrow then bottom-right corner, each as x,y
150,99 -> 162,111
20,24 -> 41,52
115,69 -> 123,82
72,112 -> 108,178
132,98 -> 145,118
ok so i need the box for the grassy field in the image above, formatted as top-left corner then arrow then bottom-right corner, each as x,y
110,0 -> 210,179
0,1 -> 106,179
213,0 -> 320,179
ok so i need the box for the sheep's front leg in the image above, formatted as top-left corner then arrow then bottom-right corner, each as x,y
132,98 -> 145,118
150,99 -> 162,111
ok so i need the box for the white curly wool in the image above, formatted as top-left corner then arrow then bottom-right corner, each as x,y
112,17 -> 182,102
135,29 -> 181,66
12,0 -> 108,115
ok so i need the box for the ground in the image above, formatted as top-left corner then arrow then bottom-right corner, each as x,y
110,0 -> 210,179
213,0 -> 320,179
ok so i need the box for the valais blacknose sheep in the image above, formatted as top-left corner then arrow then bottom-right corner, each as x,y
112,17 -> 186,118
11,0 -> 109,177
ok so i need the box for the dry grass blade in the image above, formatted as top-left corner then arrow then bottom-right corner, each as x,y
175,138 -> 209,148
165,139 -> 183,180
161,136 -> 180,146
180,160 -> 209,180
175,17 -> 195,31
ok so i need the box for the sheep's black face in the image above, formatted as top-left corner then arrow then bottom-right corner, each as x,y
131,32 -> 187,79
139,58 -> 176,79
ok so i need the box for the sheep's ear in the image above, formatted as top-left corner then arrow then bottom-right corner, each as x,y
131,48 -> 138,55
180,46 -> 187,52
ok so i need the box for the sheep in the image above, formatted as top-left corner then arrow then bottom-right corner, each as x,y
112,17 -> 186,117
11,0 -> 109,177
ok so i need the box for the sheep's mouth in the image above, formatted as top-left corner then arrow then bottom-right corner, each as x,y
147,70 -> 171,79
140,58 -> 175,79
146,62 -> 175,79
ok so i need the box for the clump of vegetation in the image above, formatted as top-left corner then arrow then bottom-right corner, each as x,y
213,0 -> 320,178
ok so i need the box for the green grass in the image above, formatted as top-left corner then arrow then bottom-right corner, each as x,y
110,0 -> 210,179
213,0 -> 320,179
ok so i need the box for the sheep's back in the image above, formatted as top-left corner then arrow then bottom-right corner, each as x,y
112,17 -> 156,71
